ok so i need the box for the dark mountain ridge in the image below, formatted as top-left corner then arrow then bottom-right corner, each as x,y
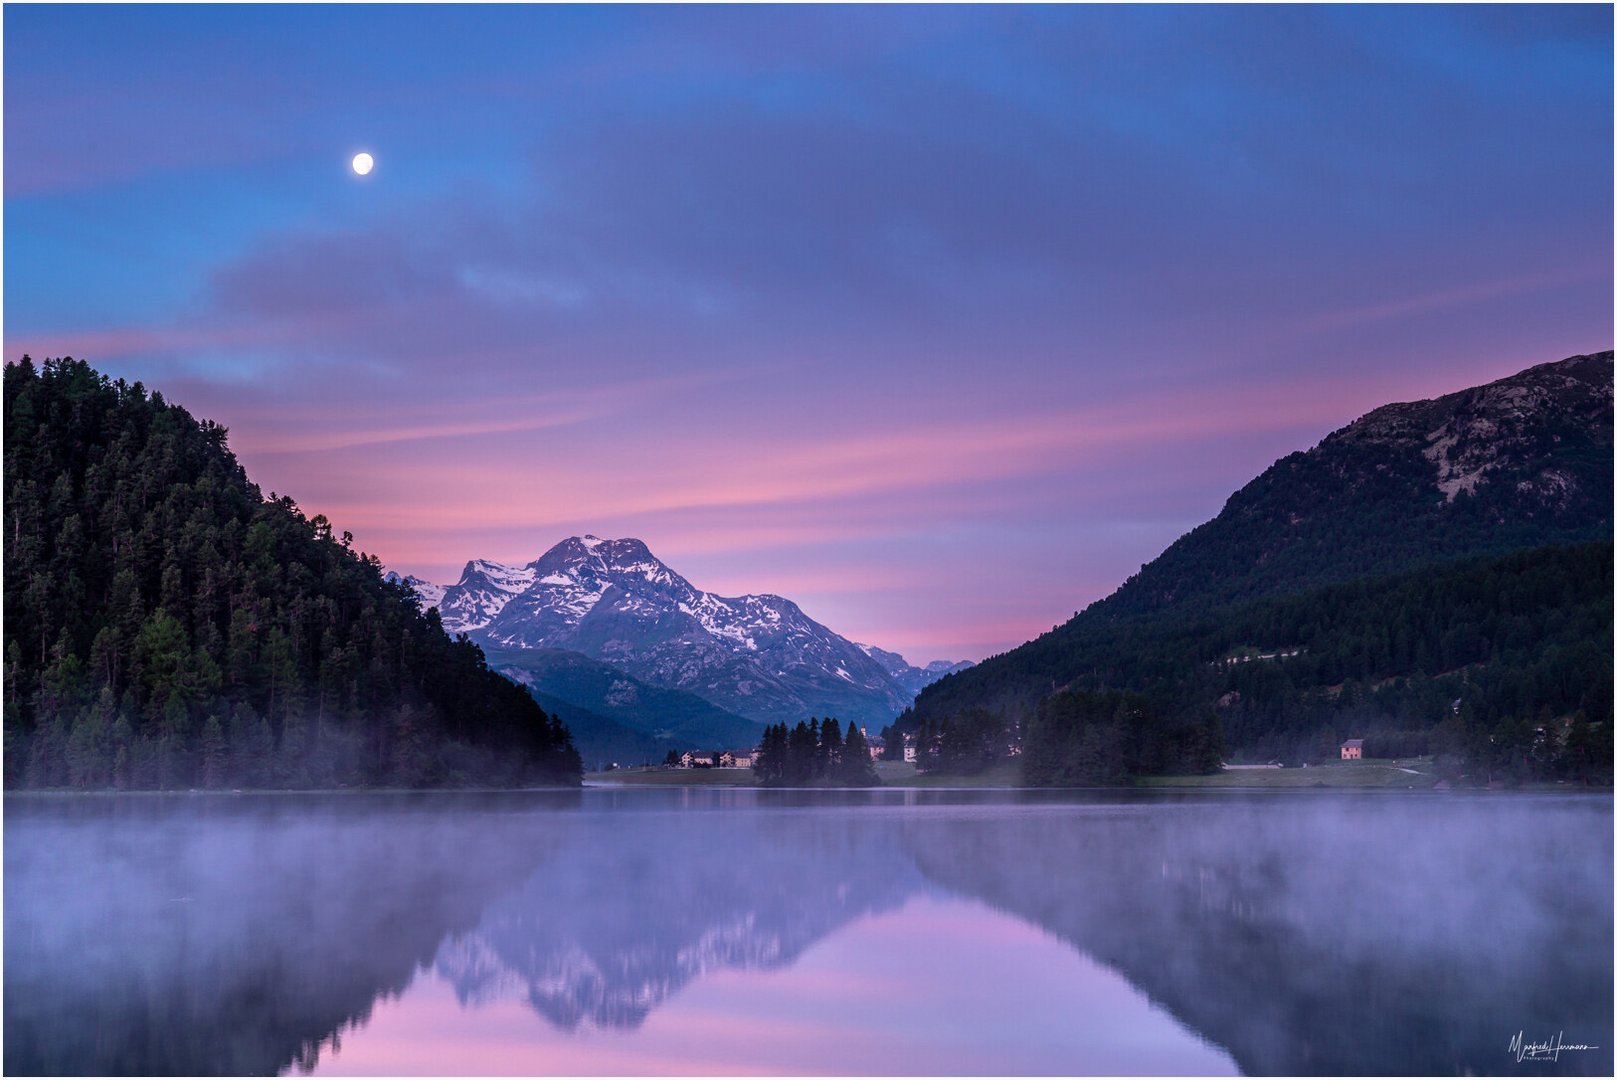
910,351 -> 1613,778
1093,351 -> 1611,624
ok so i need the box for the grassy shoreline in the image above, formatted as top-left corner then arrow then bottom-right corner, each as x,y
23,758 -> 1571,794
587,757 -> 1598,792
585,760 -> 1029,788
1139,758 -> 1442,789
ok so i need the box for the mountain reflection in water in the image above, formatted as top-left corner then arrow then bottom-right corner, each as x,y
4,788 -> 1610,1076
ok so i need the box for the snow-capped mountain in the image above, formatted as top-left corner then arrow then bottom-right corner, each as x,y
382,572 -> 446,608
856,643 -> 974,698
397,536 -> 971,729
437,559 -> 536,632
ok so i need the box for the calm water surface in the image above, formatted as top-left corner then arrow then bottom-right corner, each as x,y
4,787 -> 1610,1076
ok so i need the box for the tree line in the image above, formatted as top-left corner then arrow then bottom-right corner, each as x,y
883,697 -> 1222,784
1021,691 -> 1223,784
752,718 -> 879,786
4,357 -> 581,789
901,542 -> 1611,785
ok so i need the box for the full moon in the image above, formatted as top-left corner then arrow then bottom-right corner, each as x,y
351,152 -> 374,176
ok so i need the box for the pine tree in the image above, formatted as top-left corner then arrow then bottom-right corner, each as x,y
819,715 -> 843,775
786,721 -> 815,784
808,718 -> 824,778
840,720 -> 879,786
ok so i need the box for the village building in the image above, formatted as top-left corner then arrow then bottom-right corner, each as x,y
673,748 -> 754,768
1340,738 -> 1364,760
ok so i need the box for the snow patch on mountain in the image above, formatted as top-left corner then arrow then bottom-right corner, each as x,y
469,559 -> 538,592
432,558 -> 541,632
382,572 -> 447,608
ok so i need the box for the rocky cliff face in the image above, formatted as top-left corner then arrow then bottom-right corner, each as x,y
1330,351 -> 1612,508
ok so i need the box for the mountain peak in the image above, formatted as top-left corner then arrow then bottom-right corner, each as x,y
396,537 -> 930,728
855,643 -> 975,697
539,535 -> 656,565
529,536 -> 682,596
457,559 -> 536,591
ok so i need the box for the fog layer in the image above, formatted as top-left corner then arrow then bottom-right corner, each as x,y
5,789 -> 1610,1076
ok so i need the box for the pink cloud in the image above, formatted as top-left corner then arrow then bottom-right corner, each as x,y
242,377 -> 1350,534
160,367 -> 1369,659
1286,265 -> 1610,338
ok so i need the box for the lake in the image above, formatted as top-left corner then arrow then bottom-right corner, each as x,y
4,787 -> 1610,1076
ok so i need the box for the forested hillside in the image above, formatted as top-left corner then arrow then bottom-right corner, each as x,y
3,357 -> 581,789
910,543 -> 1610,783
1087,351 -> 1612,624
906,353 -> 1613,784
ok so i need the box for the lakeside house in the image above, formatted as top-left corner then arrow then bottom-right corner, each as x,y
865,728 -> 920,762
674,749 -> 753,769
1340,739 -> 1364,760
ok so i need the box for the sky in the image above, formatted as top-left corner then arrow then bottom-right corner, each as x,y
5,4 -> 1612,664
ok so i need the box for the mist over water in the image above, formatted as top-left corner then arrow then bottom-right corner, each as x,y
5,789 -> 1610,1076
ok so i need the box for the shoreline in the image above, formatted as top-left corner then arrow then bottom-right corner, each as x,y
586,758 -> 1606,793
9,763 -> 1603,797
